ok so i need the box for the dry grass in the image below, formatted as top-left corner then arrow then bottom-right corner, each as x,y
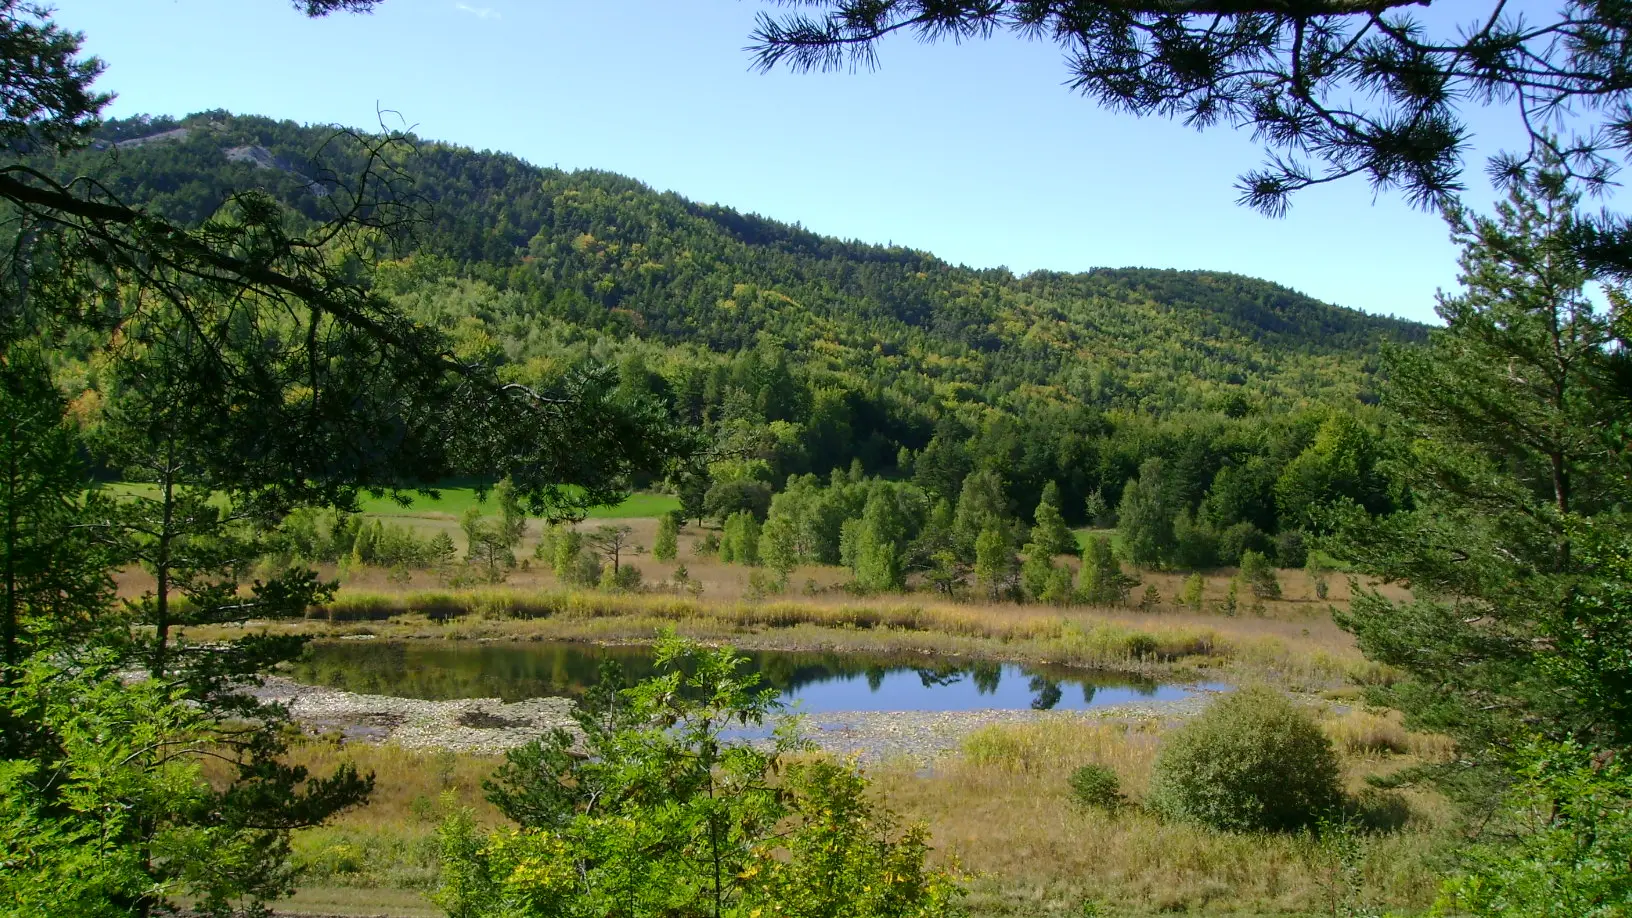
279,701 -> 1457,917
227,585 -> 1379,691
871,713 -> 1456,917
280,741 -> 503,894
1322,707 -> 1457,761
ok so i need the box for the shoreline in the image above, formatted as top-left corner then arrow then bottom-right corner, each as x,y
258,673 -> 1226,762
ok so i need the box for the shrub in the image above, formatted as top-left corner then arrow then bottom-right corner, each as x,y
1237,550 -> 1282,599
1217,521 -> 1270,567
1179,572 -> 1205,610
600,563 -> 642,593
1148,685 -> 1342,832
1274,529 -> 1308,568
1068,763 -> 1125,812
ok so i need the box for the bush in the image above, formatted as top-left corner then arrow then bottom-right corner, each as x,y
1148,685 -> 1342,832
1237,550 -> 1282,599
1217,521 -> 1270,567
600,563 -> 642,593
1069,763 -> 1125,811
1274,529 -> 1308,569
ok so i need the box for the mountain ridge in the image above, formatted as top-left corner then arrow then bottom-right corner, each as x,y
44,112 -> 1424,426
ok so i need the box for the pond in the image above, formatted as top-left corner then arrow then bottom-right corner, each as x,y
290,641 -> 1221,713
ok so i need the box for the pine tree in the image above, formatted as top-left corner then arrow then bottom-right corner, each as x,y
1179,573 -> 1206,611
1079,535 -> 1135,606
973,526 -> 1014,601
1236,551 -> 1281,599
1117,459 -> 1175,566
1337,165 -> 1632,771
0,356 -> 108,687
1019,543 -> 1056,603
653,512 -> 679,561
1029,481 -> 1075,557
953,469 -> 1010,561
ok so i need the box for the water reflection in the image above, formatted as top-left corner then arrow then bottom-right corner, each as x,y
290,640 -> 1206,713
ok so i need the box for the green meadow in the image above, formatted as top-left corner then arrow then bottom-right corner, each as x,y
102,483 -> 680,520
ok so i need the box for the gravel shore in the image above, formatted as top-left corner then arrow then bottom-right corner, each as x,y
259,676 -> 1222,762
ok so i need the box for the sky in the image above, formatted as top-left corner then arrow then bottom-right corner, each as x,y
53,0 -> 1575,324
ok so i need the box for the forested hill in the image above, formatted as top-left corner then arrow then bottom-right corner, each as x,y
39,112 -> 1430,514
66,113 -> 1420,395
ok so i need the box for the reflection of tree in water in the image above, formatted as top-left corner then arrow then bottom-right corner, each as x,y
296,642 -> 1177,707
915,666 -> 964,688
971,662 -> 1001,695
1029,677 -> 1062,710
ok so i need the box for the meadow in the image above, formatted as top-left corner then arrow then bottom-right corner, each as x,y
276,707 -> 1457,917
167,510 -> 1452,917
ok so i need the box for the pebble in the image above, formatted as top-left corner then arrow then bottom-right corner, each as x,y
257,676 -> 1223,762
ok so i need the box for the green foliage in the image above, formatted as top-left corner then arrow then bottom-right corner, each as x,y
1216,521 -> 1271,567
1020,543 -> 1057,603
973,526 -> 1015,601
720,510 -> 762,566
1274,529 -> 1308,568
1442,740 -> 1632,917
954,470 -> 1011,562
704,478 -> 773,523
600,562 -> 643,593
1030,482 -> 1076,557
1068,763 -> 1126,812
1236,550 -> 1281,599
1139,584 -> 1162,611
653,511 -> 680,561
1079,535 -> 1135,606
0,355 -> 107,679
1148,686 -> 1343,833
1274,414 -> 1392,532
924,549 -> 967,598
461,506 -> 517,583
551,528 -> 588,582
1179,573 -> 1205,611
441,634 -> 962,918
1335,168 -> 1632,783
1171,508 -> 1219,570
1118,459 -> 1175,566
0,658 -> 285,918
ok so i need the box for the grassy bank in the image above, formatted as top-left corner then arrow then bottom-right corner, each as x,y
98,482 -> 680,520
280,707 -> 1455,917
267,587 -> 1381,690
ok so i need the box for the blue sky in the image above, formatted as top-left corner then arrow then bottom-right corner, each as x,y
57,1 -> 1565,323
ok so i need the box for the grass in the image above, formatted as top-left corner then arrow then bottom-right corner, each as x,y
276,703 -> 1457,917
871,715 -> 1456,917
236,586 -> 1380,690
356,487 -> 679,520
97,482 -> 679,520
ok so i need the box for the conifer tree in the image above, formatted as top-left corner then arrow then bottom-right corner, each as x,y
654,511 -> 680,562
1029,481 -> 1075,557
1337,165 -> 1632,770
953,469 -> 1010,561
1117,459 -> 1175,566
1080,535 -> 1136,606
1019,543 -> 1056,603
973,526 -> 1014,601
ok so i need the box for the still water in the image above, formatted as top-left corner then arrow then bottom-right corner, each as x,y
291,641 -> 1217,713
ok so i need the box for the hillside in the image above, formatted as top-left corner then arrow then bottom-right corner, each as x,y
36,111 -> 1428,518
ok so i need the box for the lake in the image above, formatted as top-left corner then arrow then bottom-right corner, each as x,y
290,640 -> 1221,713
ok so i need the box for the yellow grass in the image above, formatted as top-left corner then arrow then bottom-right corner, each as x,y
278,702 -> 1457,917
241,584 -> 1376,691
872,714 -> 1455,917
